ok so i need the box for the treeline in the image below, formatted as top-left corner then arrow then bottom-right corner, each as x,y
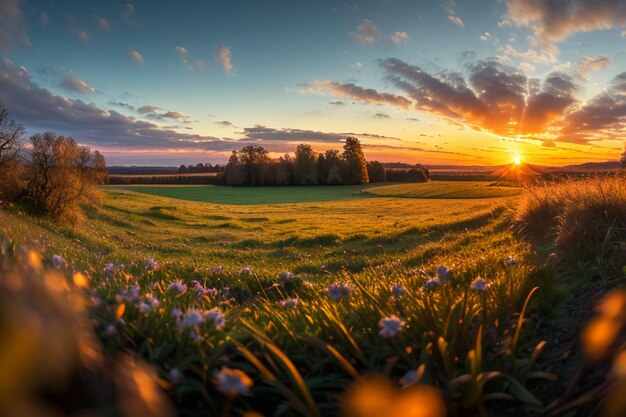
0,107 -> 107,221
224,137 -> 430,186
178,163 -> 225,174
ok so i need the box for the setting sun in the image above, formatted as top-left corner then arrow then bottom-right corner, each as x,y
513,155 -> 523,165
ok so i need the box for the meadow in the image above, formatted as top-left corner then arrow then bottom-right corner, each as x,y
1,178 -> 625,417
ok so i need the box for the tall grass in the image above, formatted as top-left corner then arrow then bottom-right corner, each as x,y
515,175 -> 626,270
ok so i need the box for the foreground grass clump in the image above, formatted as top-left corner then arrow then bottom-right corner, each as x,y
515,175 -> 626,270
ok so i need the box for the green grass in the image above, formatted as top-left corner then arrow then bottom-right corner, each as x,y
1,184 -> 553,416
365,181 -> 521,199
104,183 -> 375,205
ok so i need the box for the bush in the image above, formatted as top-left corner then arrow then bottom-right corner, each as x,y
25,132 -> 107,221
515,175 -> 626,266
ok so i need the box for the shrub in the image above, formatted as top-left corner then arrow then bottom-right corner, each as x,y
516,175 -> 626,266
25,132 -> 107,221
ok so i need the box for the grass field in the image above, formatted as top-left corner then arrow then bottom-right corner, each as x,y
0,182 -> 581,416
364,181 -> 521,199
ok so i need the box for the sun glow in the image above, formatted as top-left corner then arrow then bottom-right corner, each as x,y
513,155 -> 523,165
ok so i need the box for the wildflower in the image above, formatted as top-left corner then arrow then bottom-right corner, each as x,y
102,324 -> 117,337
436,266 -> 452,283
239,267 -> 253,276
204,307 -> 226,330
276,297 -> 300,308
116,283 -> 140,303
326,282 -> 354,300
279,271 -> 295,284
167,280 -> 188,295
168,368 -> 183,385
189,330 -> 203,342
422,278 -> 441,291
470,276 -> 490,292
102,262 -> 124,275
190,280 -> 218,297
208,264 -> 223,275
378,315 -> 405,338
180,309 -> 204,328
145,257 -> 159,271
51,254 -> 67,269
505,257 -> 518,265
392,284 -> 406,297
171,307 -> 182,319
214,367 -> 253,396
400,368 -> 422,388
138,295 -> 160,313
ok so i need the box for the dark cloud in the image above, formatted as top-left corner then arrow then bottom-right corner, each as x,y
241,125 -> 345,143
215,120 -> 234,127
308,80 -> 411,110
108,101 -> 135,111
373,112 -> 390,119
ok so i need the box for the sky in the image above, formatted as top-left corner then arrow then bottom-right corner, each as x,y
1,0 -> 626,166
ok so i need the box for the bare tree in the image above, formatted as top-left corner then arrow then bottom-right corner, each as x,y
26,132 -> 107,220
0,108 -> 25,200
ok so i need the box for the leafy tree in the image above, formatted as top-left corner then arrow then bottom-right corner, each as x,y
26,132 -> 107,220
225,151 -> 243,185
293,144 -> 318,185
342,137 -> 369,184
274,154 -> 294,185
238,145 -> 271,186
317,149 -> 343,185
326,164 -> 342,185
620,149 -> 626,169
367,161 -> 386,183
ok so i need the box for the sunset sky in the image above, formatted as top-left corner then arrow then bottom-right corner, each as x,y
1,0 -> 626,166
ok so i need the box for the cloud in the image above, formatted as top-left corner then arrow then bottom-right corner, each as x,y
127,50 -> 144,64
498,19 -> 512,28
351,19 -> 381,45
0,58 -> 218,150
241,125 -> 345,143
38,11 -> 49,27
480,32 -> 491,41
374,112 -> 390,119
108,101 -> 135,111
66,15 -> 88,43
137,105 -> 161,114
93,14 -> 111,31
60,76 -> 95,93
176,46 -> 208,71
216,45 -> 233,73
447,15 -> 465,27
329,101 -> 345,106
0,0 -> 30,51
305,80 -> 412,110
215,120 -> 234,127
391,31 -> 410,44
505,0 -> 626,44
158,111 -> 188,120
176,46 -> 187,57
576,56 -> 610,79
121,3 -> 137,26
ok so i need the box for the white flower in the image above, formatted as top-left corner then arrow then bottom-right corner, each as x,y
145,258 -> 159,271
422,278 -> 441,291
276,297 -> 300,308
168,368 -> 183,385
326,283 -> 354,300
436,265 -> 452,283
167,280 -> 188,295
392,284 -> 406,297
378,315 -> 405,338
180,309 -> 205,328
470,276 -> 490,292
239,267 -> 253,276
214,367 -> 253,396
506,257 -> 518,265
204,307 -> 226,330
51,255 -> 67,269
279,271 -> 295,284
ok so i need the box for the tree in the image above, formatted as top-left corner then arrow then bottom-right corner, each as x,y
367,161 -> 386,183
293,144 -> 318,185
342,137 -> 369,184
25,132 -> 107,220
238,145 -> 271,186
225,151 -> 243,185
620,149 -> 626,169
0,108 -> 25,200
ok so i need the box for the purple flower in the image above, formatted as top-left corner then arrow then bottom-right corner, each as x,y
505,257 -> 518,265
214,368 -> 253,396
171,308 -> 182,319
422,278 -> 441,291
325,283 -> 354,300
168,368 -> 183,385
208,265 -> 223,275
276,297 -> 300,308
204,307 -> 226,330
145,258 -> 159,271
167,280 -> 188,295
51,255 -> 67,269
138,295 -> 160,312
378,315 -> 405,338
102,324 -> 117,337
399,369 -> 422,388
180,309 -> 204,328
279,271 -> 295,284
116,283 -> 140,303
470,276 -> 490,292
392,284 -> 406,297
436,266 -> 452,283
103,262 -> 124,275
